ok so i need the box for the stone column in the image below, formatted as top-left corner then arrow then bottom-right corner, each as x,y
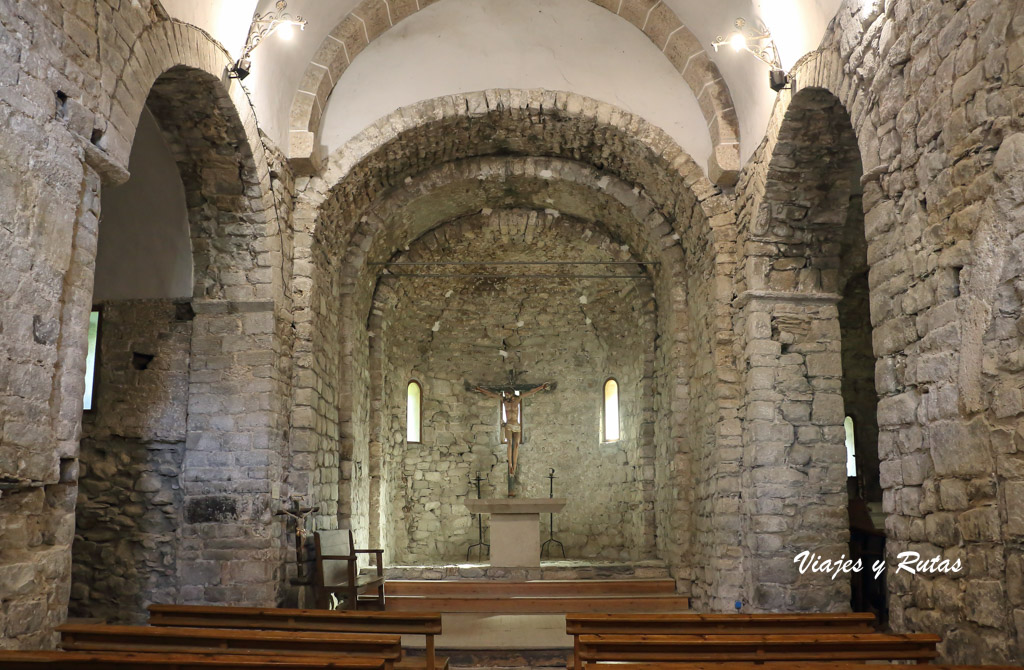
179,299 -> 287,605
738,290 -> 850,611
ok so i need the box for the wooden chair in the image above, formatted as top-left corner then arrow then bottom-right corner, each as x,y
314,529 -> 386,611
148,604 -> 447,670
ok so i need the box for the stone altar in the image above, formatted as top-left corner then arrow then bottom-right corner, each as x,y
465,498 -> 567,567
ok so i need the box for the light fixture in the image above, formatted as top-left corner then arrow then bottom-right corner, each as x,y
228,0 -> 307,80
712,18 -> 789,92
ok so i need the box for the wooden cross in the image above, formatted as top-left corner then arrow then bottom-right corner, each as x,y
465,371 -> 556,496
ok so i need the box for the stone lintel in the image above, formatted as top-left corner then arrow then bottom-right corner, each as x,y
733,290 -> 842,309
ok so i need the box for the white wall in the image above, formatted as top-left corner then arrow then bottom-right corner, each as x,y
665,0 -> 844,162
319,0 -> 713,174
94,108 -> 193,302
159,0 -> 258,58
159,0 -> 845,169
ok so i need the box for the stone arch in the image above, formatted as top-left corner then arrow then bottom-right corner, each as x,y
736,48 -> 883,236
729,56 -> 888,614
288,89 -> 740,603
368,207 -> 659,561
91,19 -> 285,300
71,25 -> 291,618
102,22 -> 261,182
286,0 -> 740,185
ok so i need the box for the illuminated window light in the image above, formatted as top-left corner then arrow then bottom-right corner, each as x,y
83,309 -> 100,411
603,379 -> 620,443
845,415 -> 857,477
407,380 -> 422,443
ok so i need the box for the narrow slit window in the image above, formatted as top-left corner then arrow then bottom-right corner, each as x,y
845,415 -> 857,476
407,381 -> 422,443
603,378 -> 620,442
83,309 -> 100,411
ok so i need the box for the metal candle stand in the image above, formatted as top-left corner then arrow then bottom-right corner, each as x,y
540,468 -> 566,559
466,474 -> 490,561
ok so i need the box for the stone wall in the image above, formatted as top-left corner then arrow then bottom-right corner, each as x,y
374,210 -> 656,563
730,0 -> 1024,661
297,93 -> 731,597
0,0 -> 288,645
9,1 -> 1024,664
72,300 -> 190,623
732,86 -> 863,613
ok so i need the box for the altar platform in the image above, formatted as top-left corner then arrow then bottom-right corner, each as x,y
384,558 -> 673,582
380,560 -> 688,662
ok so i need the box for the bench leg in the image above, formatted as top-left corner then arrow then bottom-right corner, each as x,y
426,634 -> 435,670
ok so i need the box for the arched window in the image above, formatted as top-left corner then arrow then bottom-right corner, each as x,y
407,381 -> 422,443
83,309 -> 101,411
603,378 -> 620,442
844,415 -> 857,476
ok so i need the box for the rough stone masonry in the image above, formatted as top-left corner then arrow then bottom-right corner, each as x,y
1,0 -> 1024,665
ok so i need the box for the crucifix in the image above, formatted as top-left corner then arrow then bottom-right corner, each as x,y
466,370 -> 555,497
274,496 -> 319,584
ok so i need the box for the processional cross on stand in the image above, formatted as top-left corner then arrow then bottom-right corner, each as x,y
466,370 -> 554,497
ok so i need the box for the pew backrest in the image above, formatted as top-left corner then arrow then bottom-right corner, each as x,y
579,663 -> 1019,670
566,612 -> 877,635
58,624 -> 402,670
148,604 -> 442,670
0,650 -> 388,670
577,632 -> 940,665
566,612 -> 878,670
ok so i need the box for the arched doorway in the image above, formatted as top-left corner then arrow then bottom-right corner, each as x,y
71,64 -> 286,621
288,90 -> 739,607
738,86 -> 881,614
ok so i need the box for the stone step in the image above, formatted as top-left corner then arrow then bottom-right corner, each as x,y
384,560 -> 672,582
387,579 -> 677,597
388,594 -> 690,614
443,648 -> 571,668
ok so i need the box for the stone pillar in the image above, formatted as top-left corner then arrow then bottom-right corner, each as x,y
180,299 -> 286,605
738,290 -> 850,611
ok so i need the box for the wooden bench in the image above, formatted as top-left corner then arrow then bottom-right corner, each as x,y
566,612 -> 877,670
315,530 -> 385,611
58,623 -> 402,670
148,604 -> 447,670
577,632 -> 941,665
577,664 -> 1021,670
0,650 -> 388,669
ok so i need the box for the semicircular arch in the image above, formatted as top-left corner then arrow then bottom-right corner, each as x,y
286,0 -> 740,185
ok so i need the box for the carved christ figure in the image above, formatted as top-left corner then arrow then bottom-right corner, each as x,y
473,383 -> 551,477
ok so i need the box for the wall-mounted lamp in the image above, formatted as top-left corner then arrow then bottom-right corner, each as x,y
228,0 -> 307,80
712,18 -> 789,92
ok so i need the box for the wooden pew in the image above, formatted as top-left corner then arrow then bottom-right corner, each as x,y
578,664 -> 1021,670
577,632 -> 941,665
0,650 -> 388,669
58,624 -> 402,670
566,612 -> 877,670
148,604 -> 447,670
